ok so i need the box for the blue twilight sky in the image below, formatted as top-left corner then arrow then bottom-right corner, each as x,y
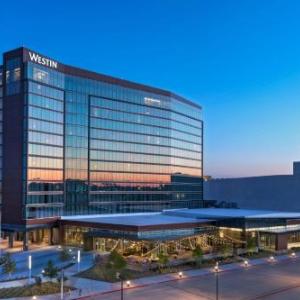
1,0 -> 300,178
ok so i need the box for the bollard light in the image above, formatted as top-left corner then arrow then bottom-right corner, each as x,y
178,271 -> 183,278
77,250 -> 81,263
269,255 -> 275,262
28,255 -> 32,281
244,260 -> 249,267
28,255 -> 32,270
291,252 -> 296,258
126,280 -> 131,287
77,250 -> 81,272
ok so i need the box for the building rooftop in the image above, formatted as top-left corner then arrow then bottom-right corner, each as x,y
163,208 -> 300,220
61,212 -> 212,230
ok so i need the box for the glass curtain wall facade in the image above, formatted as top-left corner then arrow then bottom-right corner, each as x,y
26,65 -> 65,218
0,66 -> 2,207
3,48 -> 203,220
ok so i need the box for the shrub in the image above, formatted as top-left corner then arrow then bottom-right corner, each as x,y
43,260 -> 58,279
35,276 -> 42,285
0,253 -> 10,266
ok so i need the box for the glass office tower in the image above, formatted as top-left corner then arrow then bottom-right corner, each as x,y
0,65 -> 2,208
1,48 -> 203,227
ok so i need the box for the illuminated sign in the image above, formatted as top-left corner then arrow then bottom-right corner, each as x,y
29,52 -> 58,69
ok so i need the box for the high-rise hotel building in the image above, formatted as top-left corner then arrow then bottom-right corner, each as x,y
0,48 -> 203,247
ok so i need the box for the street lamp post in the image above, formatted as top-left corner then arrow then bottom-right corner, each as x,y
121,277 -> 124,300
214,262 -> 219,300
60,269 -> 64,300
116,272 -> 124,300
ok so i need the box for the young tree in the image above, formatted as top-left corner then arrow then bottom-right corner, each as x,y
43,260 -> 58,279
106,250 -> 127,272
0,253 -> 10,266
59,248 -> 71,261
157,252 -> 169,273
192,245 -> 204,266
2,253 -> 16,278
219,243 -> 232,258
246,237 -> 257,256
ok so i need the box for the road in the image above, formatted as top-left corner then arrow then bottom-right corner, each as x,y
86,258 -> 300,300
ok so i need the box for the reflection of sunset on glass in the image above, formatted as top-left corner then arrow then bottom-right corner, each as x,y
28,169 -> 63,181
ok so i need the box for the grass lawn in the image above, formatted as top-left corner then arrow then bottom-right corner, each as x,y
77,266 -> 149,282
0,282 -> 73,299
239,250 -> 274,259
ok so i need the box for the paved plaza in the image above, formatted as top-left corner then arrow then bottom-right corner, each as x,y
85,258 -> 300,300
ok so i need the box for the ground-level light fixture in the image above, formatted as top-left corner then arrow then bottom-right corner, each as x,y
244,260 -> 249,267
291,252 -> 296,258
269,255 -> 275,262
32,296 -> 37,300
178,271 -> 183,278
126,280 -> 131,287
